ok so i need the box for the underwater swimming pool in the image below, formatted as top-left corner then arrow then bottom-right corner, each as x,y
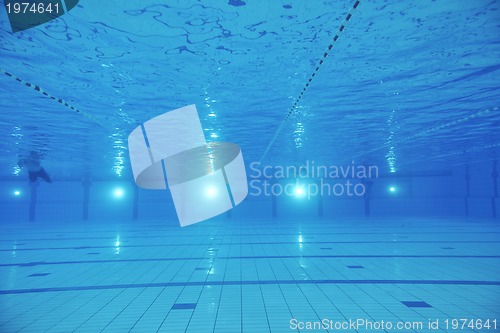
1,219 -> 499,332
0,0 -> 499,332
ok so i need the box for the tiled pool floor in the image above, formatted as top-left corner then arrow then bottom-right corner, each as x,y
0,218 -> 499,332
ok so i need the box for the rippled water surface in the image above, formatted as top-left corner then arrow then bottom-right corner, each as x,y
0,0 -> 499,180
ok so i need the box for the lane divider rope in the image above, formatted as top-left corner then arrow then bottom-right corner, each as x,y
0,68 -> 108,129
259,0 -> 361,163
339,106 -> 498,164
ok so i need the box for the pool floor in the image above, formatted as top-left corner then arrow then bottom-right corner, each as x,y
0,218 -> 499,332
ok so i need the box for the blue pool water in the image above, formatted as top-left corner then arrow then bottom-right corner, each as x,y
0,0 -> 499,332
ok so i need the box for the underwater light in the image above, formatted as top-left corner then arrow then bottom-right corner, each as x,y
113,188 -> 124,198
295,186 -> 305,196
389,186 -> 396,193
13,190 -> 21,196
206,187 -> 217,197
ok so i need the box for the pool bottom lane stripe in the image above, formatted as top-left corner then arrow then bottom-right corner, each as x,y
1,279 -> 499,295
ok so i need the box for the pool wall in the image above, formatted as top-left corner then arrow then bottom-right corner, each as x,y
1,163 -> 498,222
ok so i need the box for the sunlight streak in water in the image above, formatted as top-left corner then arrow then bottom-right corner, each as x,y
385,110 -> 397,173
204,90 -> 220,142
115,235 -> 120,255
11,126 -> 23,175
112,131 -> 126,177
294,122 -> 304,149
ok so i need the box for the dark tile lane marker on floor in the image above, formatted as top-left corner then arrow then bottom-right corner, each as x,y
2,254 -> 500,267
171,303 -> 197,310
401,301 -> 432,308
1,240 -> 500,252
28,273 -> 50,277
1,279 -> 499,295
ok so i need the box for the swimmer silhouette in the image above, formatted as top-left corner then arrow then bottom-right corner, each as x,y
18,151 -> 52,183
